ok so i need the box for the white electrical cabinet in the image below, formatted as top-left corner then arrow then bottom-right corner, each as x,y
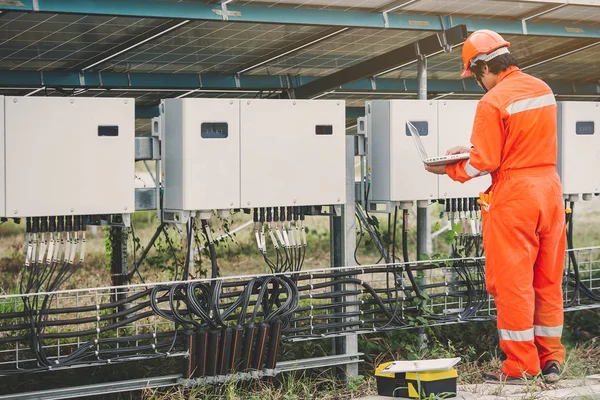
240,99 -> 346,208
162,99 -> 241,213
558,102 -> 600,198
367,100 -> 438,203
0,96 -> 135,218
438,100 -> 491,198
161,98 -> 345,215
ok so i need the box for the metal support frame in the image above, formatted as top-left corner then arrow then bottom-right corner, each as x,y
517,3 -> 567,34
0,353 -> 363,399
7,70 -> 600,97
0,375 -> 183,400
330,135 -> 359,379
4,0 -> 600,39
292,25 -> 467,99
2,244 -> 600,396
110,226 -> 129,302
137,105 -> 361,120
378,0 -> 420,28
416,57 -> 432,260
415,57 -> 430,351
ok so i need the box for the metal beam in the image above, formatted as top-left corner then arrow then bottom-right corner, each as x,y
447,14 -> 600,38
132,104 -> 364,120
375,0 -> 420,13
518,3 -> 568,34
0,375 -> 182,400
3,0 -> 443,30
498,0 -> 599,6
346,106 -> 365,119
227,27 -> 348,75
376,0 -> 420,27
4,0 -> 600,39
5,70 -> 600,96
330,136 -> 359,379
292,25 -> 468,99
0,70 -> 478,91
135,105 -> 160,119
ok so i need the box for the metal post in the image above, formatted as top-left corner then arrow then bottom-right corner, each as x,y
330,135 -> 359,379
110,226 -> 128,314
416,56 -> 432,259
416,57 -> 430,350
417,56 -> 427,101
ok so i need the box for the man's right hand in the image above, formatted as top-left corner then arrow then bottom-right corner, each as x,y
446,146 -> 471,156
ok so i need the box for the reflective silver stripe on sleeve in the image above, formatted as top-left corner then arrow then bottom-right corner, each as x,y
464,160 -> 484,178
534,325 -> 563,337
505,93 -> 556,115
498,328 -> 534,342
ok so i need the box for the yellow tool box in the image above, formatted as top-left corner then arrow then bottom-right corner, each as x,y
375,358 -> 460,398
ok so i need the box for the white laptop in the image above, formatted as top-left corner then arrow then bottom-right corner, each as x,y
407,121 -> 469,166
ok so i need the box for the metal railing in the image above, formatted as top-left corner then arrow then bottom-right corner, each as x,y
0,246 -> 598,375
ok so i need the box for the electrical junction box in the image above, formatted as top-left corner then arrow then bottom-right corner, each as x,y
240,99 -> 346,208
162,98 -> 241,215
367,99 -> 438,203
0,96 -> 135,218
557,102 -> 600,199
161,98 -> 345,216
438,100 -> 491,198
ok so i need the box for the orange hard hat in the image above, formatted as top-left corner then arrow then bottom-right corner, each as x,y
461,29 -> 511,77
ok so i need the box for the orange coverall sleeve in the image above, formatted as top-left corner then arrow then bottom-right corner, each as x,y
446,100 -> 505,183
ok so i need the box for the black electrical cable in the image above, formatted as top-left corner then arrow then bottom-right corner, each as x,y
127,223 -> 145,284
162,225 -> 181,281
202,219 -> 219,280
401,208 -> 425,300
564,202 -> 600,303
564,201 -> 581,307
182,219 -> 194,281
2,259 -> 504,374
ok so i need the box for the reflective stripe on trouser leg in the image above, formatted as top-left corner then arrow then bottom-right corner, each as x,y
534,325 -> 563,337
533,178 -> 567,367
498,328 -> 534,341
534,325 -> 565,366
485,179 -> 541,377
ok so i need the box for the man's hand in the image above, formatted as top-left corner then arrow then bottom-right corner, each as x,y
446,146 -> 471,155
424,164 -> 446,175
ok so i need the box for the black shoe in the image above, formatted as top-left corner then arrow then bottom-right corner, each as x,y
542,360 -> 561,383
482,371 -> 527,385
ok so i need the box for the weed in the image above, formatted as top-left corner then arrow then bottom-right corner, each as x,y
141,371 -> 376,400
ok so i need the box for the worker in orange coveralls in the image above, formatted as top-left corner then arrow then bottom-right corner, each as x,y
424,29 -> 566,384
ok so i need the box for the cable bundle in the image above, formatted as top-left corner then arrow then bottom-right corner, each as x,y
253,207 -> 307,274
5,293 -> 184,374
149,276 -> 298,379
20,216 -> 88,368
3,199 -> 598,379
564,201 -> 600,305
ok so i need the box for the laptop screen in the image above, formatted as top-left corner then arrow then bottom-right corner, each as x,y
406,121 -> 429,162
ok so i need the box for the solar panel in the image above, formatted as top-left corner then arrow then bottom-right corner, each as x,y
104,21 -> 327,74
0,12 -> 163,71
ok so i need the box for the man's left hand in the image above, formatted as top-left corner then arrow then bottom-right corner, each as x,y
424,164 -> 447,175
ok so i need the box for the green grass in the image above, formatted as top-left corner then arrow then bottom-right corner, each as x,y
142,371 -> 375,400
